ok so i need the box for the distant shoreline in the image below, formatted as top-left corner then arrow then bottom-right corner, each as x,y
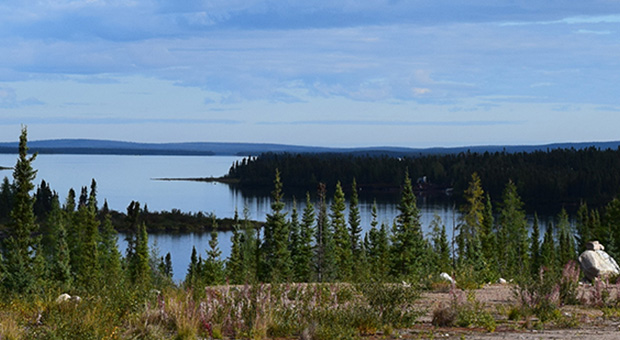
152,176 -> 240,185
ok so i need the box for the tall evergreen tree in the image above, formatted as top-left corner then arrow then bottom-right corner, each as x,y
203,229 -> 225,285
480,193 -> 497,276
530,214 -> 542,278
390,171 -> 427,280
227,210 -> 245,284
261,170 -> 292,282
295,193 -> 315,282
315,183 -> 335,282
348,178 -> 362,263
74,197 -> 100,288
429,214 -> 451,274
0,176 -> 14,221
46,196 -> 72,290
497,180 -> 529,280
1,127 -> 42,294
366,201 -> 390,282
540,223 -> 556,272
331,181 -> 352,281
98,212 -> 122,282
457,172 -> 486,280
288,199 -> 301,278
557,208 -> 576,267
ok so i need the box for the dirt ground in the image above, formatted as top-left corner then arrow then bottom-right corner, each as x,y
388,283 -> 620,339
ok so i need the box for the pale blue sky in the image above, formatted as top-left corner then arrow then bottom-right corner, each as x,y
0,1 -> 619,147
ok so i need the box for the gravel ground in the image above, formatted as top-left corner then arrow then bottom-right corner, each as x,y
391,283 -> 620,340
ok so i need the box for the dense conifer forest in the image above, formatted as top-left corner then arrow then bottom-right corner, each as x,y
2,128 -> 620,338
225,147 -> 620,208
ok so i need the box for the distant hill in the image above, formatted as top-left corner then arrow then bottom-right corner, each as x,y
0,139 -> 618,156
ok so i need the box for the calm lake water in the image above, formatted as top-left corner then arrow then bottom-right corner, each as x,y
0,154 -> 475,281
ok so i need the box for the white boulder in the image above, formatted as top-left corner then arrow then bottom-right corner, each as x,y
56,293 -> 71,304
440,272 -> 455,284
579,242 -> 620,281
498,278 -> 507,284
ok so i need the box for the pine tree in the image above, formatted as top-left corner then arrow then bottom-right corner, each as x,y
530,214 -> 541,278
261,169 -> 292,282
348,178 -> 362,268
296,193 -> 315,282
576,202 -> 591,253
331,181 -> 353,281
390,171 -> 427,280
540,223 -> 556,272
557,208 -> 576,267
315,183 -> 335,282
1,127 -> 42,294
74,196 -> 100,288
98,212 -> 122,281
480,194 -> 497,276
497,180 -> 529,280
227,210 -> 245,284
429,214 -> 451,274
288,199 -> 301,278
457,172 -> 486,280
203,225 -> 225,285
186,246 -> 199,287
46,196 -> 72,290
0,176 -> 14,221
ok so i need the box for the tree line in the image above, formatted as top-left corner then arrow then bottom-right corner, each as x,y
190,168 -> 620,289
225,147 -> 620,208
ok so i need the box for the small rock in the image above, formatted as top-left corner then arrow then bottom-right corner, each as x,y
498,278 -> 507,284
440,272 -> 455,284
56,293 -> 71,304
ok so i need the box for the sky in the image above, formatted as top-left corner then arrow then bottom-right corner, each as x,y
0,1 -> 619,148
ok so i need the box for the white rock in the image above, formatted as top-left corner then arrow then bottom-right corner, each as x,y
440,272 -> 455,284
498,278 -> 507,284
56,293 -> 71,304
579,244 -> 620,281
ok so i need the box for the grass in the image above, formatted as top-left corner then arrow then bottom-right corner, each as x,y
0,282 -> 422,339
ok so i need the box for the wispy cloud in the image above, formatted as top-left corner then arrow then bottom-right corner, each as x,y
257,120 -> 523,127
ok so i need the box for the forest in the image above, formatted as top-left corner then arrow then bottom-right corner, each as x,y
225,147 -> 620,209
1,128 -> 620,339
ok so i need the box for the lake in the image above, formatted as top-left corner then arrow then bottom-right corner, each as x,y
0,154 -> 480,281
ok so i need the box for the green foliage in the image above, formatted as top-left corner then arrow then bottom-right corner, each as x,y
390,171 -> 428,280
1,127 -> 42,295
260,169 -> 292,283
294,193 -> 315,283
498,180 -> 529,281
331,181 -> 353,281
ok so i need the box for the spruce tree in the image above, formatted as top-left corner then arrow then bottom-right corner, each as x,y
390,171 -> 427,280
1,127 -> 42,294
497,180 -> 529,280
480,193 -> 497,277
75,197 -> 100,288
457,172 -> 486,280
98,212 -> 122,282
46,196 -> 72,290
296,193 -> 315,282
331,181 -> 353,281
576,202 -> 591,253
557,208 -> 576,267
348,178 -> 362,267
540,223 -> 556,272
261,169 -> 292,282
429,214 -> 451,274
315,183 -> 335,282
186,246 -> 199,287
203,230 -> 225,285
530,214 -> 541,278
288,199 -> 301,278
227,210 -> 245,284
